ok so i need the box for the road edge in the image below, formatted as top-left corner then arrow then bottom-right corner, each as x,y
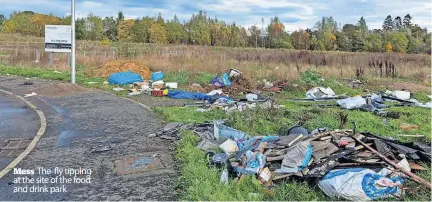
0,89 -> 47,179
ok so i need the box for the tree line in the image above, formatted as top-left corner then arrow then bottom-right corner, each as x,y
0,11 -> 430,54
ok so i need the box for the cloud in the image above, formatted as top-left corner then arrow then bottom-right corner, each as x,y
0,0 -> 430,31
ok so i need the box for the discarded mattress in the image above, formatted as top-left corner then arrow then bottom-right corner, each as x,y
108,71 -> 143,85
318,168 -> 404,201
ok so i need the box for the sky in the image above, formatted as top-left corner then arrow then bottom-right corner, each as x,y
0,0 -> 431,32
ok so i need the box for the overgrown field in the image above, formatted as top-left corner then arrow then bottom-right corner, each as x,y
0,34 -> 430,84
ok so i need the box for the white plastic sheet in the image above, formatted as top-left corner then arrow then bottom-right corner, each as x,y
336,96 -> 366,109
306,87 -> 336,99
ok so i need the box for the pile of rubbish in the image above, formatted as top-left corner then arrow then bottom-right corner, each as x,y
106,68 -> 280,113
152,121 -> 431,201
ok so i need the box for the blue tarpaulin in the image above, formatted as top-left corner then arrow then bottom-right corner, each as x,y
108,71 -> 143,85
167,90 -> 211,101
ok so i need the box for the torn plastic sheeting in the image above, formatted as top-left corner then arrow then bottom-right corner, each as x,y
244,151 -> 266,174
318,168 -> 404,201
337,96 -> 367,109
167,90 -> 211,101
408,98 -> 432,109
213,120 -> 249,141
108,71 -> 143,85
275,141 -> 312,173
306,87 -> 336,99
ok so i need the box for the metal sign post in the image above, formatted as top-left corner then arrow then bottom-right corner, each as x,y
71,0 -> 76,84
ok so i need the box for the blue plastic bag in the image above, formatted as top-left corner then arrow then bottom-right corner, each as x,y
108,71 -> 143,85
210,73 -> 232,87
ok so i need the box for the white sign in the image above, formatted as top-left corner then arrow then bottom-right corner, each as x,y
45,25 -> 72,53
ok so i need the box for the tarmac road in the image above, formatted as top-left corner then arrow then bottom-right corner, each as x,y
0,94 -> 40,171
0,76 -> 178,201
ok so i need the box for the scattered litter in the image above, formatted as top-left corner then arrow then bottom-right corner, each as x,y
165,82 -> 178,89
18,81 -> 34,86
151,71 -> 164,81
24,92 -> 37,97
128,91 -> 142,96
91,145 -> 112,153
220,169 -> 229,185
152,80 -> 164,90
113,87 -> 126,91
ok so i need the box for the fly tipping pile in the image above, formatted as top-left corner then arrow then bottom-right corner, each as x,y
152,121 -> 431,201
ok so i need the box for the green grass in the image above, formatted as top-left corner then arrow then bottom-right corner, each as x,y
163,70 -> 217,86
0,64 -> 106,86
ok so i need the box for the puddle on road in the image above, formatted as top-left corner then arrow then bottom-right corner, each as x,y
37,97 -> 99,148
0,103 -> 28,128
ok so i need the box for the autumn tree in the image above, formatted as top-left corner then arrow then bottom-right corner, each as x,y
117,19 -> 135,41
291,30 -> 310,50
149,23 -> 168,44
386,32 -> 408,52
31,13 -> 60,37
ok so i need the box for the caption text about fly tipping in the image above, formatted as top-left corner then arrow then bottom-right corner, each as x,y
12,167 -> 91,194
